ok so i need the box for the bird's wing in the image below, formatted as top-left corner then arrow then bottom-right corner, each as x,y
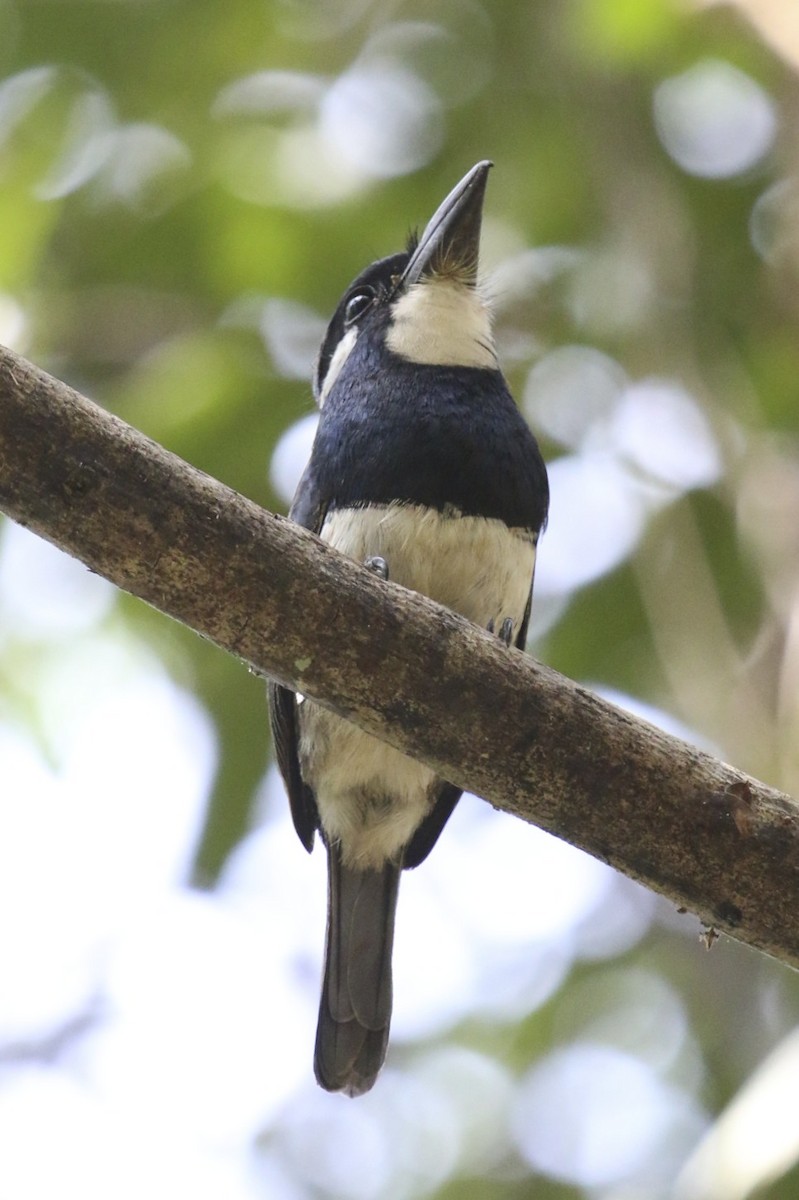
403,781 -> 462,868
267,680 -> 317,851
268,461 -> 327,852
515,572 -> 534,650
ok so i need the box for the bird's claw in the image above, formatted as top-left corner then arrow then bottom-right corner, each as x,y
487,616 -> 514,647
364,555 -> 389,581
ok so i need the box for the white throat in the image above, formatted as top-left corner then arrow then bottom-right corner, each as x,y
386,279 -> 497,369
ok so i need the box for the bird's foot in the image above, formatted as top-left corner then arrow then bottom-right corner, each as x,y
487,617 -> 515,647
364,555 -> 389,581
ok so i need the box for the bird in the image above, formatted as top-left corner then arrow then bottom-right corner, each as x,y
268,161 -> 549,1096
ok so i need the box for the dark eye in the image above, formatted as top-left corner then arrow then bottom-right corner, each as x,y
344,289 -> 374,325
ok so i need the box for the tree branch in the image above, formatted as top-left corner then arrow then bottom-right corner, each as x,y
2,343 -> 798,966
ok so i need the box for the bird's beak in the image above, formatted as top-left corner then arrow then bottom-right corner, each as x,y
401,160 -> 492,289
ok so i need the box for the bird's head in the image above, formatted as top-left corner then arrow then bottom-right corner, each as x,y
314,161 -> 497,407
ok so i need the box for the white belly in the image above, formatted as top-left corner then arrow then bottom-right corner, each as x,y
298,503 -> 536,868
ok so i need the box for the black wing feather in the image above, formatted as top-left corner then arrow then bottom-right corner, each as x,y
289,459 -> 329,532
268,461 -> 328,851
403,782 -> 462,869
515,576 -> 534,651
268,680 -> 317,852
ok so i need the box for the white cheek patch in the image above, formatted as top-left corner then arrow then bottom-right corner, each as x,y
318,326 -> 358,407
386,279 -> 497,369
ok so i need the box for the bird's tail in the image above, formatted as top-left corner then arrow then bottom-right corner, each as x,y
314,843 -> 401,1097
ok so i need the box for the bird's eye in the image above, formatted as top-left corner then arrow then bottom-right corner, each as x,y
344,289 -> 374,325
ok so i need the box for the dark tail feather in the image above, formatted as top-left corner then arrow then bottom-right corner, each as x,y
314,844 -> 401,1097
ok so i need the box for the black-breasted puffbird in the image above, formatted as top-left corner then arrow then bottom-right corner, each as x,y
269,161 -> 550,1096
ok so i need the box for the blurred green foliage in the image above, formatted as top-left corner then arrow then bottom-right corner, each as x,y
4,0 -> 799,1194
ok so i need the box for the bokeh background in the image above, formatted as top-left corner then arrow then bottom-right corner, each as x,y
2,0 -> 799,1196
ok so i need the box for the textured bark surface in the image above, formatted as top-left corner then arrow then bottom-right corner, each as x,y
2,343 -> 799,965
